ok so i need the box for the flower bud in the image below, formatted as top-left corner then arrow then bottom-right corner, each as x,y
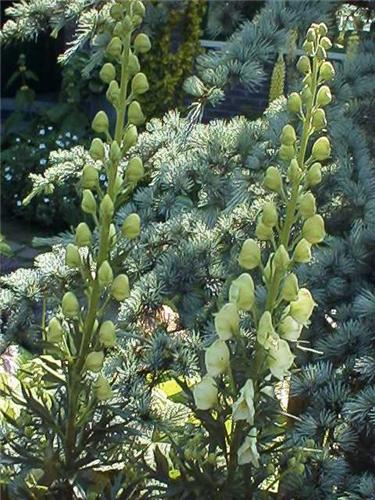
279,144 -> 295,162
106,37 -> 122,58
273,245 -> 290,270
264,166 -> 282,193
303,73 -> 313,87
302,40 -> 314,55
132,15 -> 142,27
293,239 -> 312,263
47,317 -> 63,343
81,189 -> 97,215
267,338 -> 295,379
279,315 -> 302,342
133,0 -> 145,17
126,156 -> 144,183
65,243 -> 81,268
100,194 -> 114,222
297,55 -> 311,74
95,375 -> 113,401
82,165 -> 99,189
75,222 -> 92,247
302,214 -> 326,244
287,92 -> 302,113
214,303 -> 240,340
109,223 -> 117,245
110,141 -> 122,163
110,3 -> 123,20
122,213 -> 141,239
290,288 -> 316,324
238,239 -> 261,270
282,273 -> 299,302
106,80 -> 120,105
312,137 -> 331,161
123,125 -> 138,150
131,72 -> 149,95
320,61 -> 335,81
229,273 -> 255,311
312,108 -> 327,130
318,23 -> 328,36
256,221 -> 273,241
306,27 -> 316,42
99,63 -> 116,84
262,202 -> 278,227
298,192 -> 316,219
121,15 -> 133,32
193,376 -> 218,410
85,351 -> 104,372
316,46 -> 327,60
128,101 -> 145,126
62,291 -> 80,318
320,36 -> 332,50
89,137 -> 105,160
301,86 -> 313,105
111,274 -> 130,301
98,260 -> 113,288
307,162 -> 322,186
280,124 -> 296,146
128,53 -> 140,76
287,159 -> 302,183
99,320 -> 116,348
92,111 -> 109,134
257,311 -> 277,349
205,339 -> 230,377
134,33 -> 151,53
316,86 -> 332,107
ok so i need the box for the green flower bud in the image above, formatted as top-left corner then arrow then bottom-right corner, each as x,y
312,108 -> 327,130
312,137 -> 331,161
280,124 -> 297,146
133,0 -> 145,17
126,156 -> 144,183
301,86 -> 313,105
113,21 -> 124,37
316,86 -> 332,107
134,33 -> 151,54
320,36 -> 332,50
132,14 -> 142,27
47,317 -> 63,343
287,92 -> 302,113
81,189 -> 97,215
128,101 -> 145,126
123,125 -> 138,150
99,63 -> 116,84
65,243 -> 81,268
229,273 -> 255,311
318,23 -> 328,36
302,214 -> 325,244
290,288 -> 316,325
110,141 -> 122,163
98,260 -> 114,288
297,55 -> 311,74
257,311 -> 277,349
214,303 -> 240,340
113,175 -> 123,197
264,166 -> 282,193
85,351 -> 104,372
121,15 -> 133,32
122,213 -> 141,239
262,202 -> 278,227
307,162 -> 322,186
287,159 -> 302,183
320,61 -> 335,81
106,36 -> 122,58
256,220 -> 273,241
316,46 -> 327,60
298,192 -> 316,219
279,144 -> 295,161
110,3 -> 123,20
95,375 -> 113,400
293,238 -> 312,263
131,72 -> 149,95
89,137 -> 105,160
109,223 -> 117,245
111,274 -> 130,301
82,165 -> 99,189
302,40 -> 314,55
303,73 -> 313,87
75,222 -> 92,247
100,194 -> 114,222
128,53 -> 140,76
238,238 -> 261,270
274,245 -> 290,270
62,291 -> 80,318
92,111 -> 109,134
282,273 -> 299,302
306,28 -> 316,42
99,320 -> 116,348
106,80 -> 120,105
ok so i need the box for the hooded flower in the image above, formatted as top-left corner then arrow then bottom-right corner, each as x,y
232,379 -> 255,424
237,428 -> 260,467
290,288 -> 316,325
205,340 -> 230,377
229,273 -> 255,311
257,311 -> 278,350
214,303 -> 240,340
193,376 -> 218,410
267,339 -> 295,379
279,315 -> 303,342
